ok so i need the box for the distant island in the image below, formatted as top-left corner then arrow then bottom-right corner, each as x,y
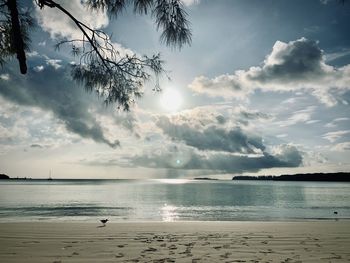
233,172 -> 350,182
0,174 -> 10,179
193,177 -> 218,180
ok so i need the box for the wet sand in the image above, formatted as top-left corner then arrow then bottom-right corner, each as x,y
0,221 -> 349,262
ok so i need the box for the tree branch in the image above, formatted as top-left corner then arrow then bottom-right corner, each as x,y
7,0 -> 27,74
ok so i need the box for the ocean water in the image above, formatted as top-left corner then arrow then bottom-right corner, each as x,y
0,179 -> 349,222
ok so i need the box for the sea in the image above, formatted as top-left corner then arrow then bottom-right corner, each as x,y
0,179 -> 349,222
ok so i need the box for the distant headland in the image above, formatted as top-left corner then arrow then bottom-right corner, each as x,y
233,172 -> 350,182
193,177 -> 218,180
0,174 -> 10,179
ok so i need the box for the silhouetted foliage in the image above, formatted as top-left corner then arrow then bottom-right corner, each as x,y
0,0 -> 192,110
0,173 -> 9,179
233,172 -> 350,182
0,0 -> 34,73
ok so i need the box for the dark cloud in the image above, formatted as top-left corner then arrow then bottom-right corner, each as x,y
156,116 -> 265,154
248,38 -> 325,82
0,58 -> 119,148
215,115 -> 226,124
126,144 -> 303,173
239,110 -> 270,120
30,144 -> 44,148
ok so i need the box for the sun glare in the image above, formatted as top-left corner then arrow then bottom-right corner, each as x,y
160,88 -> 183,112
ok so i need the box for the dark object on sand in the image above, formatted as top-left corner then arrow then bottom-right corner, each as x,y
100,219 -> 109,226
334,211 -> 338,215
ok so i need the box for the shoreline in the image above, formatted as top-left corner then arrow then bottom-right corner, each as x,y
1,221 -> 349,262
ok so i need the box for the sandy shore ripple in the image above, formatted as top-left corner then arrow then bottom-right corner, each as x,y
1,221 -> 349,262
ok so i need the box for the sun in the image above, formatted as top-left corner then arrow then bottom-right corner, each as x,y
160,88 -> 183,112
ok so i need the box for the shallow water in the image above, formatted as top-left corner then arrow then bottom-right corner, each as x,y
0,179 -> 349,221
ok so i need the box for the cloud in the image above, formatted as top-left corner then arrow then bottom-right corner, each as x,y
325,48 -> 350,62
331,142 -> 350,151
189,38 -> 350,106
34,0 -> 109,40
325,117 -> 349,128
0,57 -> 120,148
122,143 -> 303,173
189,73 -> 249,99
46,59 -> 62,70
181,0 -> 200,6
30,144 -> 45,149
33,65 -> 44,72
75,104 -> 304,174
277,106 -> 316,127
0,74 -> 10,80
323,130 -> 350,142
156,115 -> 265,154
34,0 -> 136,58
248,38 -> 326,82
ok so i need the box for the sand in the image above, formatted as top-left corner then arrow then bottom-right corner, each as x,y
0,221 -> 349,262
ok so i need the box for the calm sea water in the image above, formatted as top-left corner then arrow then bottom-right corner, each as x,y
0,179 -> 349,222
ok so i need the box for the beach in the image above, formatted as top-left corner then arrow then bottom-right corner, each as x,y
1,221 -> 349,262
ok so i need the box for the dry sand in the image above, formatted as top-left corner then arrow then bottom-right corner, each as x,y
0,221 -> 349,262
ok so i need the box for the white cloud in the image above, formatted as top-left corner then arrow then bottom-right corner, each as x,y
325,117 -> 349,128
33,65 -> 44,72
34,0 -> 109,40
34,0 -> 134,62
277,134 -> 288,138
306,120 -> 320,124
277,106 -> 316,127
325,48 -> 350,62
189,38 -> 350,107
323,130 -> 350,142
38,41 -> 46,46
0,74 -> 10,81
331,142 -> 350,151
46,59 -> 62,70
181,0 -> 200,6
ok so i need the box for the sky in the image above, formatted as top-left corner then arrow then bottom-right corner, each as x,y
0,0 -> 350,179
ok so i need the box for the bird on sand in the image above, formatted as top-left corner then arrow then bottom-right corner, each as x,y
100,219 -> 109,226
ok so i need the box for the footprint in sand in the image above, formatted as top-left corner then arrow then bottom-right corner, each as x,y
22,241 -> 40,244
115,252 -> 124,258
168,244 -> 177,250
223,244 -> 230,249
143,247 -> 158,253
62,245 -> 72,249
220,252 -> 232,258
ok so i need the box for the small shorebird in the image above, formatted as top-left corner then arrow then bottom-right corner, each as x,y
100,219 -> 109,226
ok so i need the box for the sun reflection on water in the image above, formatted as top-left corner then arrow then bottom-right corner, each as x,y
161,204 -> 179,222
156,179 -> 190,184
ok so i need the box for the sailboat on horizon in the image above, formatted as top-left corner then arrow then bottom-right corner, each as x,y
48,169 -> 53,181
